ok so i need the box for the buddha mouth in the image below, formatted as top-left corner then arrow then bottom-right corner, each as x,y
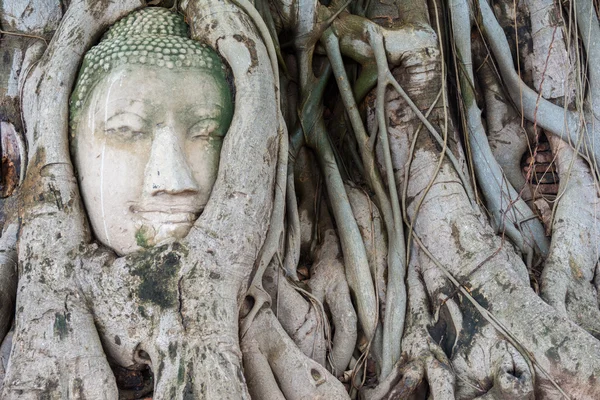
139,211 -> 198,224
129,204 -> 202,225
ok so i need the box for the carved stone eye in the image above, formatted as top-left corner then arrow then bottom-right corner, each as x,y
188,119 -> 220,139
104,112 -> 148,141
105,126 -> 147,140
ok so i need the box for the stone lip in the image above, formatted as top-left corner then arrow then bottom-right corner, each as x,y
135,210 -> 199,225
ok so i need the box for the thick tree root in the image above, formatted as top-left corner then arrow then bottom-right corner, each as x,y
308,230 -> 358,375
540,135 -> 600,337
363,13 -> 600,395
398,122 -> 600,397
263,261 -> 328,366
78,241 -> 253,399
2,1 -> 144,397
400,107 -> 600,400
262,230 -> 357,376
0,327 -> 12,393
472,36 -> 531,197
0,223 -> 17,343
241,308 -> 350,400
362,255 -> 456,400
450,0 -> 549,259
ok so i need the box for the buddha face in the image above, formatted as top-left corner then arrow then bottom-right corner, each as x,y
74,64 -> 232,255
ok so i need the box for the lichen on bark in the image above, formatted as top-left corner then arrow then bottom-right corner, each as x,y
1,0 -> 600,399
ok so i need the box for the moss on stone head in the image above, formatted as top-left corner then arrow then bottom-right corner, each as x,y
127,243 -> 187,309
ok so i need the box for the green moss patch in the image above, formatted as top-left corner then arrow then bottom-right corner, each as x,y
127,243 -> 187,309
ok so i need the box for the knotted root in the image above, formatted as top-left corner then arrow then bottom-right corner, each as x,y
241,308 -> 349,400
361,254 -> 455,400
308,230 -> 358,376
262,228 -> 357,375
540,135 -> 600,337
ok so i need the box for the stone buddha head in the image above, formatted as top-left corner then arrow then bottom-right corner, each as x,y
70,8 -> 234,255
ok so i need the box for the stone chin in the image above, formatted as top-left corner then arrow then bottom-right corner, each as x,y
133,221 -> 194,250
133,210 -> 200,249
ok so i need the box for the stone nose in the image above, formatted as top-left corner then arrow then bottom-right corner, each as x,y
142,123 -> 199,196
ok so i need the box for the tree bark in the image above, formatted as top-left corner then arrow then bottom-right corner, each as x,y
2,0 -> 600,398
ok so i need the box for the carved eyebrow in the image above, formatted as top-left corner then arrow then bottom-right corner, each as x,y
105,111 -> 148,122
94,98 -> 148,120
103,112 -> 149,135
183,104 -> 224,119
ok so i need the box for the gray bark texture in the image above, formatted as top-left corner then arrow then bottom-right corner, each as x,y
1,0 -> 600,399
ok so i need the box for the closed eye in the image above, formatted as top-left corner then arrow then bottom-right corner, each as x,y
104,126 -> 146,140
188,119 -> 222,139
104,112 -> 148,140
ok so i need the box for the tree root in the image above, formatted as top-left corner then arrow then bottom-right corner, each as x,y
262,228 -> 358,376
471,36 -> 531,197
471,341 -> 534,399
361,254 -> 456,400
574,0 -> 600,117
322,25 -> 408,379
3,1 -> 144,397
371,20 -> 600,393
400,120 -> 600,399
540,135 -> 600,337
78,241 -> 253,399
304,92 -> 378,343
309,230 -> 358,375
241,308 -> 350,399
0,326 -> 12,393
450,0 -> 549,259
364,26 -> 408,379
477,0 -> 600,171
346,185 -> 387,319
0,223 -> 17,343
263,260 -> 328,366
